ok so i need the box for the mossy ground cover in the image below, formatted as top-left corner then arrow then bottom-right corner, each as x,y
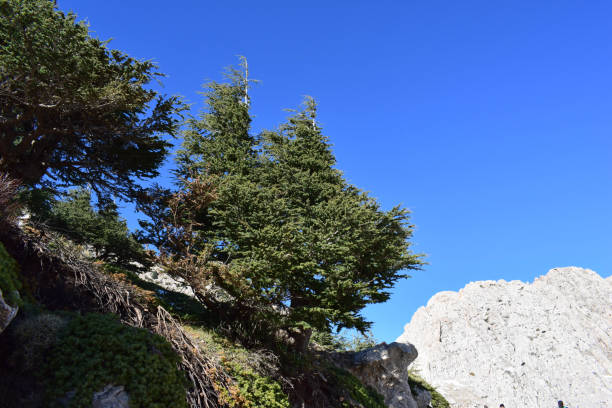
0,242 -> 22,306
42,313 -> 187,408
408,370 -> 450,408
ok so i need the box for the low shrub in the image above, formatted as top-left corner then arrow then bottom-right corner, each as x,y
184,324 -> 288,408
42,313 -> 187,408
223,361 -> 289,408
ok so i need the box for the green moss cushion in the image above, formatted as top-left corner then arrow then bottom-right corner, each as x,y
0,242 -> 21,307
43,313 -> 187,408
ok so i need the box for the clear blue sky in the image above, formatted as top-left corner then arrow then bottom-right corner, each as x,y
58,1 -> 612,343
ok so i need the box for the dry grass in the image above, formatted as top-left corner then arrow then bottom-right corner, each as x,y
0,173 -> 21,223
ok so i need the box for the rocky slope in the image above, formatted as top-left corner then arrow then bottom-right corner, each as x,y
397,267 -> 612,408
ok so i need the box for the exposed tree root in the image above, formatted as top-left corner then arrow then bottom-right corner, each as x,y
0,222 -> 233,408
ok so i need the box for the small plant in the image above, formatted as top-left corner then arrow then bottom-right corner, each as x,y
223,361 -> 289,408
42,313 -> 187,408
183,324 -> 288,408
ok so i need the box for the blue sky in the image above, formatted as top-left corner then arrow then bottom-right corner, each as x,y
58,1 -> 612,343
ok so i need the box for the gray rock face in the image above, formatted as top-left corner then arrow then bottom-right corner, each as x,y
91,385 -> 129,408
412,387 -> 432,408
0,288 -> 18,333
339,342 -> 431,408
397,267 -> 612,408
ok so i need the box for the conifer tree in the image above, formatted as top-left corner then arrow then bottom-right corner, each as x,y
177,59 -> 255,179
0,0 -> 183,201
255,98 -> 421,332
171,65 -> 422,336
45,188 -> 148,268
175,61 -> 255,254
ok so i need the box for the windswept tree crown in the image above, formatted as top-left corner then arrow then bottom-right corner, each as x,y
0,0 -> 183,200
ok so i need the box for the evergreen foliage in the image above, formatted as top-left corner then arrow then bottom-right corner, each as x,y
178,62 -> 255,179
0,0 -> 183,201
0,0 -> 428,402
311,329 -> 378,352
43,188 -> 148,268
43,313 -> 187,408
170,64 -> 422,335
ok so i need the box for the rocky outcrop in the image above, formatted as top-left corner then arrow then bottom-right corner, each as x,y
337,342 -> 431,408
397,267 -> 612,408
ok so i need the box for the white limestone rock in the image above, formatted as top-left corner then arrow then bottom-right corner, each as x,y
138,265 -> 195,297
397,267 -> 612,408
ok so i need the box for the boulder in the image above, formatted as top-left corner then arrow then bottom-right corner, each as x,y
338,341 -> 431,408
